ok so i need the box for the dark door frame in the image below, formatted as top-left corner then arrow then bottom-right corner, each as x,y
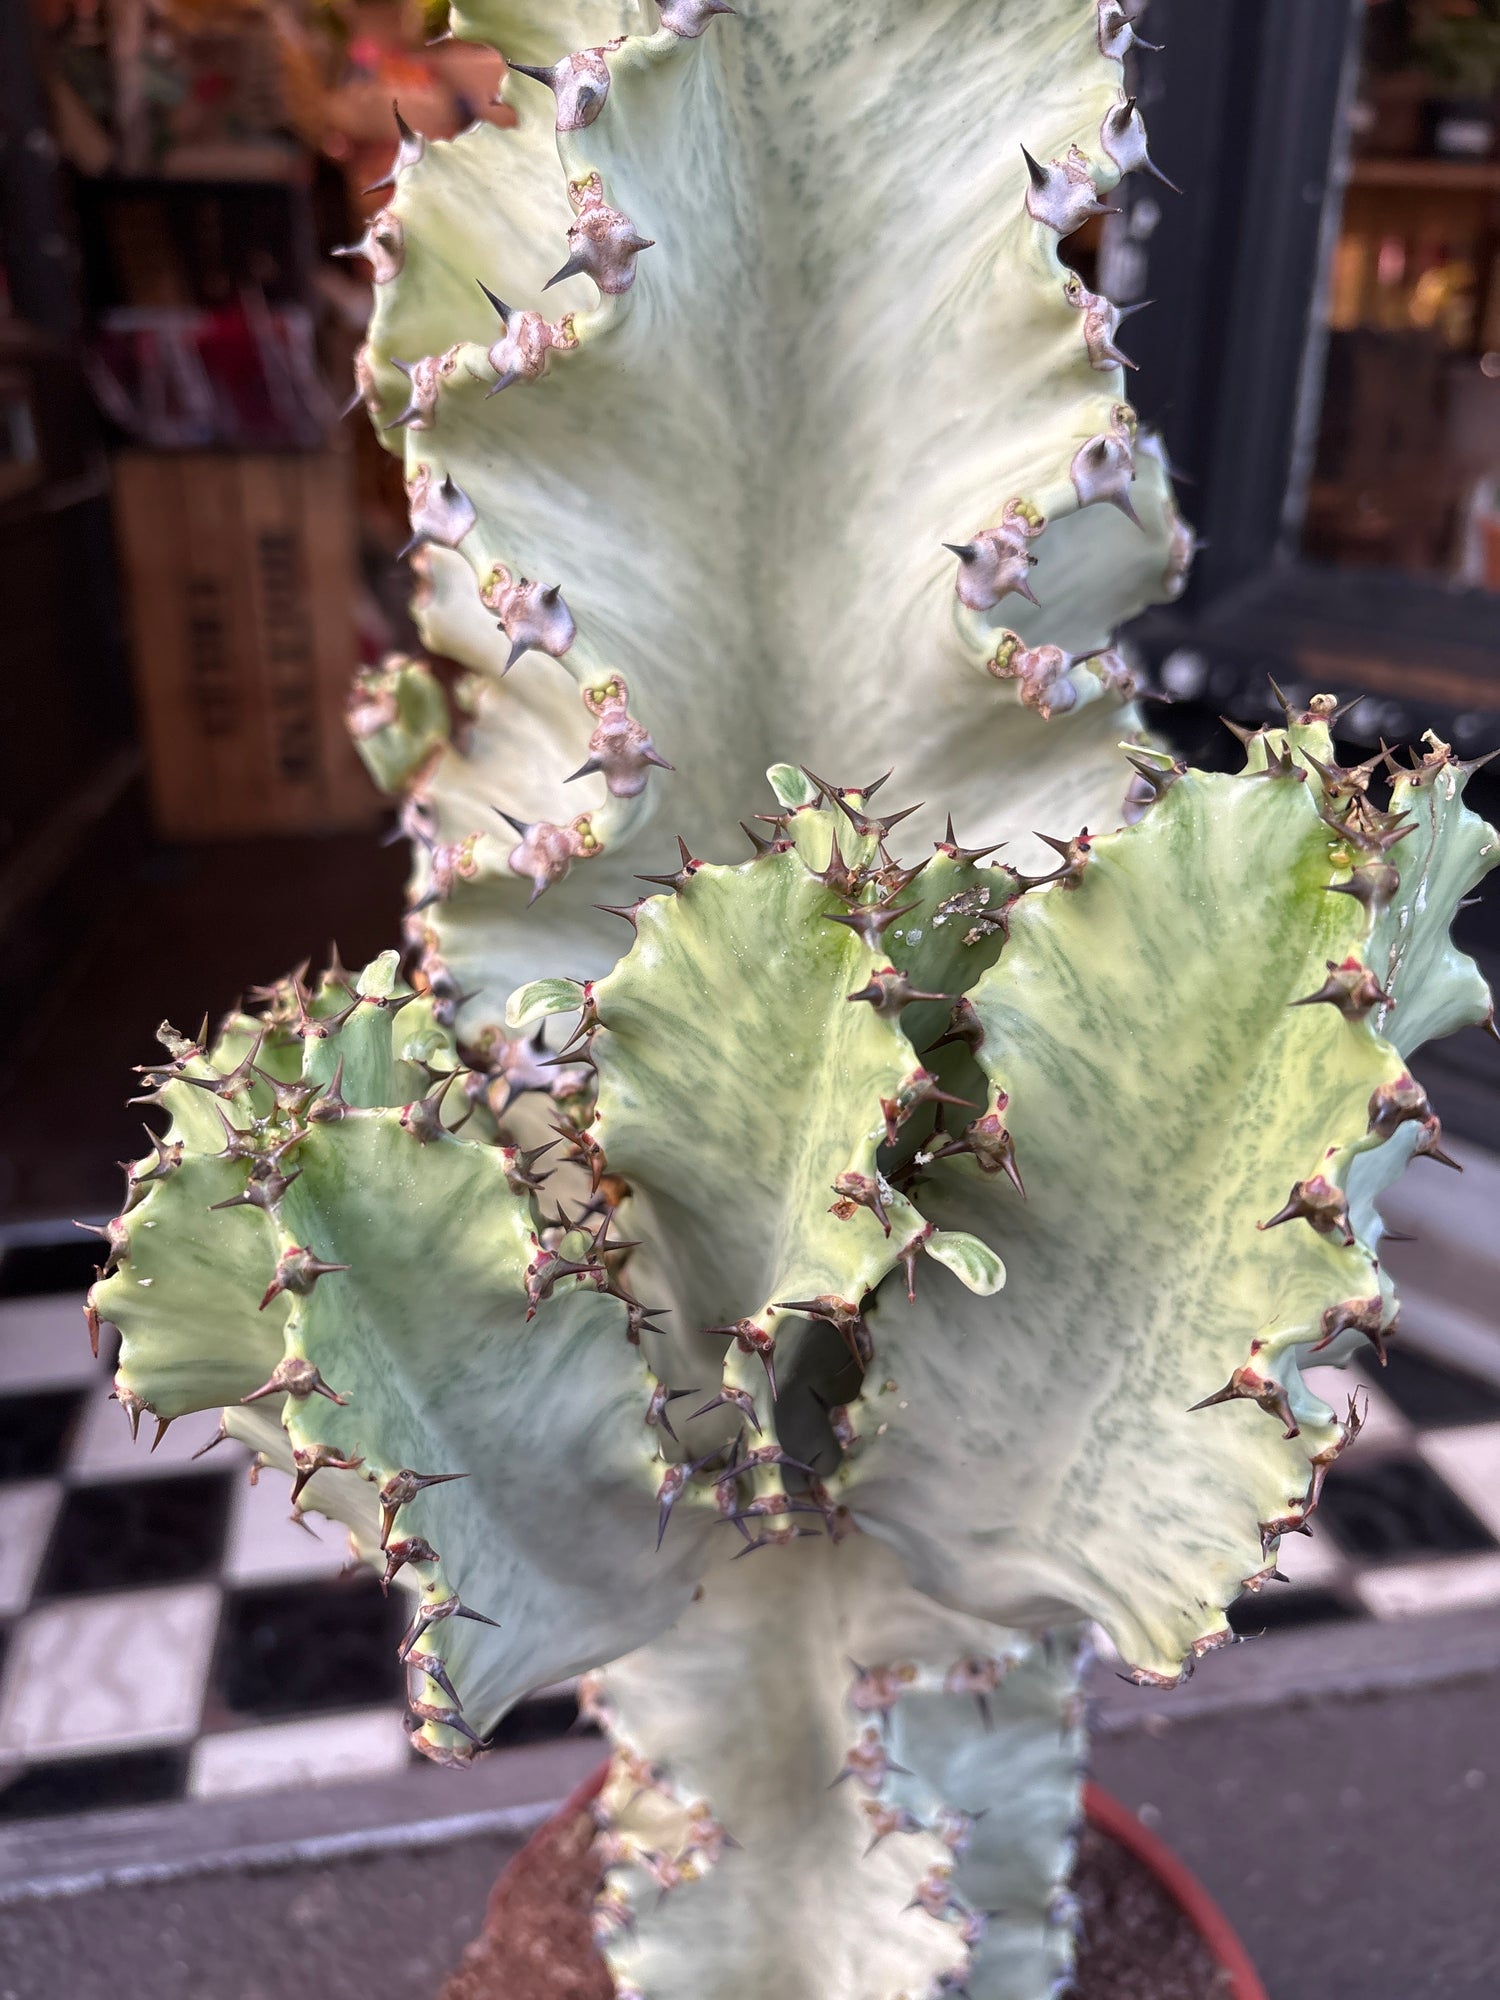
1124,0 -> 1500,752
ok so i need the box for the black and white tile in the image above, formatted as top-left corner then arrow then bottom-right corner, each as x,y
3,1226 -> 1500,1824
0,1238 -> 427,1820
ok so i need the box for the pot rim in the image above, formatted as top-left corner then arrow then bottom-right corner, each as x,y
1084,1781 -> 1268,2000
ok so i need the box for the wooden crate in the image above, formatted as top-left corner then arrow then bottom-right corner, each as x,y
113,451 -> 379,838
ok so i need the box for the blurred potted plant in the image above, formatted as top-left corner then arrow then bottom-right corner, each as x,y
1417,0 -> 1500,156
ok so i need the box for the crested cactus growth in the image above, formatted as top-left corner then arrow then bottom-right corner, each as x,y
92,727 -> 1496,1995
84,4 -> 1500,1996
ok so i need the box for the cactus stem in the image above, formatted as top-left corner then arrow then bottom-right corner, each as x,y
806,823 -> 865,900
1022,144 -> 1117,235
309,1056 -> 350,1123
363,103 -> 424,195
209,1167 -> 301,1214
1290,957 -> 1393,1020
847,968 -> 952,1016
1123,751 -> 1185,803
190,1417 -> 230,1460
1101,96 -> 1180,193
505,52 -> 612,133
829,1171 -> 891,1235
399,1596 -> 501,1662
1098,0 -> 1163,58
400,1069 -> 463,1142
378,1467 -> 469,1549
381,1535 -> 440,1593
824,900 -> 917,951
776,1295 -> 870,1370
926,1107 -> 1025,1197
408,1653 -> 462,1704
691,1384 -> 762,1432
260,1246 -> 350,1309
706,1319 -> 778,1398
1257,1175 -> 1353,1244
242,1355 -> 349,1406
655,1451 -> 720,1548
659,0 -> 738,34
647,1382 -> 701,1443
289,1443 -> 364,1505
179,1034 -> 265,1100
1310,1296 -> 1388,1362
945,529 -> 1043,611
1190,1366 -> 1299,1440
935,817 -> 1005,866
1325,865 -> 1402,914
637,836 -> 702,892
835,793 -> 922,843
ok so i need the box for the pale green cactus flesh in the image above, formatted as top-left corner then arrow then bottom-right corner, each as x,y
90,719 -> 1494,1996
832,721 -> 1500,1681
1342,737 -> 1500,1322
344,0 -> 1189,1040
92,954 -> 715,1765
552,767 -> 1005,1441
591,1537 -> 1085,2000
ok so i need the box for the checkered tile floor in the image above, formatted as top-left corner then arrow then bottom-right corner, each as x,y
4,1236 -> 1500,1823
0,1238 -> 580,1823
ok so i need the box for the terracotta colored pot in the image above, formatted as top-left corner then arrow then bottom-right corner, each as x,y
1082,1782 -> 1268,2000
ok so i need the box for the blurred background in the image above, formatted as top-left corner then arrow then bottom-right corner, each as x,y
0,0 -> 513,1229
2,6 -> 1500,1992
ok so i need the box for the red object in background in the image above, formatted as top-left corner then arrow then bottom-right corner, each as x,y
87,294 -> 333,449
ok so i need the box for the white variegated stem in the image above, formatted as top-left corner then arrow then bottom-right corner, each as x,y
350,0 -> 1187,1039
593,1534 -> 1085,2000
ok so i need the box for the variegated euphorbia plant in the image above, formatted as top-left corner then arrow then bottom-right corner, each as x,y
88,4 -> 1499,1997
